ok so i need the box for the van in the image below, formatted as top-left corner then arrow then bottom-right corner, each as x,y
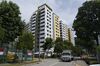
60,50 -> 73,62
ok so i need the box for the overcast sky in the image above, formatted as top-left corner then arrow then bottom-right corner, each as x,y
5,0 -> 86,27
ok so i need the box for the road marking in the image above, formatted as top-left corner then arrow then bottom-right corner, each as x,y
49,62 -> 59,66
76,64 -> 81,66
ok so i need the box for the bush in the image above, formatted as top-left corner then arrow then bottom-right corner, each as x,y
96,46 -> 100,63
97,46 -> 100,53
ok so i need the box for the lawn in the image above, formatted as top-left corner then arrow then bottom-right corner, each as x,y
0,64 -> 23,66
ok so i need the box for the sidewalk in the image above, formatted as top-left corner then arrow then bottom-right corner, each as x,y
0,58 -> 40,66
75,60 -> 88,66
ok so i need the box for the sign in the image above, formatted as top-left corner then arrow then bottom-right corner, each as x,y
0,48 -> 4,55
0,52 -> 4,55
27,50 -> 32,56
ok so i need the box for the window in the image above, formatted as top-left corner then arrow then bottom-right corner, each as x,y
40,11 -> 45,14
40,21 -> 45,24
47,13 -> 49,15
49,24 -> 51,26
47,33 -> 49,36
41,8 -> 45,11
40,25 -> 45,27
40,29 -> 44,31
40,33 -> 45,35
47,30 -> 49,32
40,37 -> 44,39
47,26 -> 49,28
49,14 -> 51,16
32,29 -> 35,31
47,10 -> 51,14
41,18 -> 45,20
50,31 -> 51,33
33,14 -> 36,16
47,19 -> 49,21
40,14 -> 45,17
47,22 -> 49,25
32,25 -> 35,27
40,41 -> 44,43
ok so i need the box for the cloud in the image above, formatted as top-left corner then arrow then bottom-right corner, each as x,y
4,0 -> 86,27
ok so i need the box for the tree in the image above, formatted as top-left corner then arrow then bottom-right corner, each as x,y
0,1 -> 24,47
54,38 -> 63,55
16,31 -> 34,50
0,26 -> 5,47
75,38 -> 96,53
71,46 -> 83,56
0,26 -> 4,41
42,38 -> 53,52
73,0 -> 100,46
96,46 -> 100,63
63,40 -> 73,50
42,38 -> 53,58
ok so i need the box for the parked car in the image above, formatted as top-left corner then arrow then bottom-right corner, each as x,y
60,50 -> 73,62
6,51 -> 18,63
89,64 -> 100,66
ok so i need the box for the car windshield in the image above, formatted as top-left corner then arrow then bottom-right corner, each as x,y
62,53 -> 70,55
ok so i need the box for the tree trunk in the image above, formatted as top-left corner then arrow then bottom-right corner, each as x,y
95,35 -> 100,63
43,50 -> 46,59
96,36 -> 99,46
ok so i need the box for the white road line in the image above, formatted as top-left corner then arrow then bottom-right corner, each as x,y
49,62 -> 59,66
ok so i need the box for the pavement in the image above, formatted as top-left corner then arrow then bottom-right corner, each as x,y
22,59 -> 89,66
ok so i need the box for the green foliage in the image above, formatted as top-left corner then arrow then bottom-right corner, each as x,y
0,1 -> 24,44
54,38 -> 63,54
75,38 -> 96,53
17,31 -> 34,50
42,38 -> 53,51
73,0 -> 100,45
0,26 -> 5,41
54,38 -> 73,54
96,46 -> 100,52
63,40 -> 73,50
72,46 -> 82,56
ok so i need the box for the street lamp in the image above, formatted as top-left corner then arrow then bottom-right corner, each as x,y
38,43 -> 41,62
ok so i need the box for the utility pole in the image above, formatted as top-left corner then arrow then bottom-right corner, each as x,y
38,43 -> 40,62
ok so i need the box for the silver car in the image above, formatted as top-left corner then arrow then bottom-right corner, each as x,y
60,52 -> 73,62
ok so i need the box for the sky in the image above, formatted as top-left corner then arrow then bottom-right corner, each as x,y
3,0 -> 86,27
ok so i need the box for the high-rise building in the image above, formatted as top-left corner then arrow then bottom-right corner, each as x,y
60,20 -> 69,41
28,4 -> 75,51
68,28 -> 75,46
29,4 -> 53,51
53,13 -> 60,40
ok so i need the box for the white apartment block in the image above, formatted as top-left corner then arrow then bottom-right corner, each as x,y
60,20 -> 69,41
29,4 -> 53,51
28,4 -> 75,51
60,21 -> 75,46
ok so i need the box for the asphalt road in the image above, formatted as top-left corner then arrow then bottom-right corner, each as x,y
23,59 -> 88,66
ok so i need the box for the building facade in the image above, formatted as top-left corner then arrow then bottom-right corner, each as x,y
60,20 -> 69,41
29,4 -> 53,51
68,28 -> 75,46
28,4 -> 75,51
53,13 -> 60,40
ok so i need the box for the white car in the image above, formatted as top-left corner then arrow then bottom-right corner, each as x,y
60,50 -> 73,62
90,64 -> 100,66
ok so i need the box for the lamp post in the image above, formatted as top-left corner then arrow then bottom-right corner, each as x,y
38,43 -> 40,62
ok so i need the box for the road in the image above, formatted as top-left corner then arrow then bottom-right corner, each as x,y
23,59 -> 88,66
